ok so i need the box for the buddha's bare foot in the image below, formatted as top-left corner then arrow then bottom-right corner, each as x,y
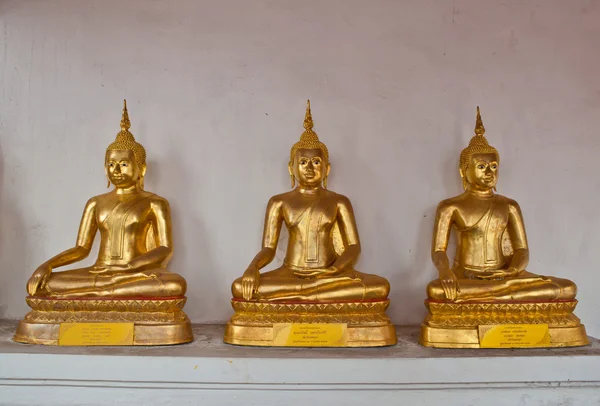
293,267 -> 339,279
470,268 -> 521,280
108,271 -> 158,284
90,264 -> 133,274
48,290 -> 109,299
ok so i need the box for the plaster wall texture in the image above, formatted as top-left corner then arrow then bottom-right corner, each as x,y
0,0 -> 599,334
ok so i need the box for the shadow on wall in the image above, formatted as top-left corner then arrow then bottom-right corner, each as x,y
0,0 -> 40,19
386,203 -> 437,325
0,141 -> 28,319
387,124 -> 465,324
152,141 -> 219,323
0,1 -> 14,16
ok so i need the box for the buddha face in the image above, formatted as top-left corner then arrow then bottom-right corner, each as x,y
465,153 -> 499,190
106,149 -> 141,188
290,148 -> 330,188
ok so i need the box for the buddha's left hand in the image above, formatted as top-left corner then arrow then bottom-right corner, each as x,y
90,264 -> 134,274
475,267 -> 521,280
294,267 -> 340,278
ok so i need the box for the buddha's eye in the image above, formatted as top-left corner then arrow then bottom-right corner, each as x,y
477,164 -> 485,169
121,163 -> 128,167
109,163 -> 114,167
491,165 -> 497,169
313,160 -> 320,165
300,160 -> 307,165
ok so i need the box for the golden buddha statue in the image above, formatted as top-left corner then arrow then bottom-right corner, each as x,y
224,101 -> 396,347
14,101 -> 192,345
419,107 -> 588,348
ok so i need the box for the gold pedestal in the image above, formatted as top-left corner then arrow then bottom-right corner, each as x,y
419,299 -> 589,348
14,296 -> 193,345
224,299 -> 397,347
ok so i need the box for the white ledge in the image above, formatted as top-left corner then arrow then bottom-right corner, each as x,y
1,320 -> 599,405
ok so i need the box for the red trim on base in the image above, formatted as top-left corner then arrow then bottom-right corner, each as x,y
425,298 -> 577,304
231,298 -> 389,305
27,296 -> 186,301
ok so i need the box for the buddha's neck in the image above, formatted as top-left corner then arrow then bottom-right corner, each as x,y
115,183 -> 142,195
466,185 -> 494,198
297,185 -> 323,195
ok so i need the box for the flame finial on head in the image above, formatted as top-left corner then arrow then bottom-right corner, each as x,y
303,100 -> 314,132
474,105 -> 485,136
120,99 -> 131,132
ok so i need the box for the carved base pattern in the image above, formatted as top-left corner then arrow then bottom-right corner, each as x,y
22,297 -> 188,324
25,297 -> 186,313
224,299 -> 397,347
229,299 -> 392,325
424,300 -> 581,328
14,296 -> 193,346
420,299 -> 589,348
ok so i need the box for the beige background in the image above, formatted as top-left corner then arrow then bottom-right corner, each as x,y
0,0 -> 599,335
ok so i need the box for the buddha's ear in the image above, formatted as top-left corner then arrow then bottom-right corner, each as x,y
323,163 -> 331,189
104,162 -> 111,188
288,161 -> 295,189
459,167 -> 467,190
139,164 -> 147,190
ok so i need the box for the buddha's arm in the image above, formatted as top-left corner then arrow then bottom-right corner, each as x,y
47,198 -> 99,268
240,198 -> 283,299
128,199 -> 174,271
27,199 -> 98,295
431,202 -> 453,275
506,200 -> 529,273
431,202 -> 459,300
249,197 -> 283,271
332,196 -> 361,272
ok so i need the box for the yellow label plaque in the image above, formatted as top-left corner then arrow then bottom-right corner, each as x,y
479,324 -> 550,348
273,323 -> 347,347
58,323 -> 134,346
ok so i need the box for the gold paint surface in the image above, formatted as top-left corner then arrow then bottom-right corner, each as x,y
14,297 -> 193,345
420,107 -> 586,348
225,101 -> 394,347
230,101 -> 390,302
15,101 -> 191,345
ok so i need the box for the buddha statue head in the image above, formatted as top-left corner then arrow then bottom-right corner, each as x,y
459,106 -> 500,191
105,100 -> 147,189
288,100 -> 331,189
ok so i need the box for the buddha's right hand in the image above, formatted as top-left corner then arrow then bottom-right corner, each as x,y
27,263 -> 52,296
439,271 -> 459,301
241,265 -> 260,300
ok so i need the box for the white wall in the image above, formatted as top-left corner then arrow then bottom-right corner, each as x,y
0,0 -> 599,334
